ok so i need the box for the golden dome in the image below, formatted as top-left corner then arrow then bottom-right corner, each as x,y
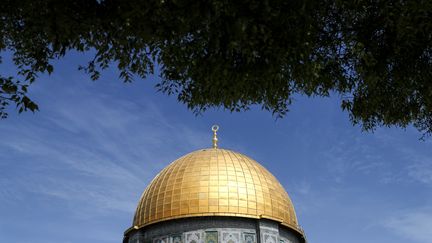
133,148 -> 301,234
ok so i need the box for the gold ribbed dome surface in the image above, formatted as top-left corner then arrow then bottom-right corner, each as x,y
133,148 -> 299,232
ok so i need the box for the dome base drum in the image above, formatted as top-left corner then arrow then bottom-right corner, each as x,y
124,216 -> 305,243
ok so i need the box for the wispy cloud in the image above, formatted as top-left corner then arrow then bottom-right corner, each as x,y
402,147 -> 432,185
320,127 -> 432,189
322,134 -> 385,183
0,80 -> 207,217
382,207 -> 432,243
407,162 -> 432,185
378,145 -> 432,186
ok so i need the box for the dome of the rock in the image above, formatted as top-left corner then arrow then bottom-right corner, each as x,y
124,127 -> 306,243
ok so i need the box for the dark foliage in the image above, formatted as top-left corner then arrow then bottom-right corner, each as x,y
1,0 -> 431,136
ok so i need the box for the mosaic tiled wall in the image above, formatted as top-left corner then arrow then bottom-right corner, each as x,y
205,231 -> 218,243
172,235 -> 182,243
131,229 -> 256,243
128,228 -> 297,243
127,218 -> 301,243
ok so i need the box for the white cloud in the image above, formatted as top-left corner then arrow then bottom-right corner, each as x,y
295,180 -> 312,196
0,81 -> 207,217
403,150 -> 432,185
378,147 -> 432,186
382,208 -> 432,243
407,161 -> 432,185
322,134 -> 385,183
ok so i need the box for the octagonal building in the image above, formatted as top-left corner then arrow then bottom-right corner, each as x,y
124,127 -> 306,243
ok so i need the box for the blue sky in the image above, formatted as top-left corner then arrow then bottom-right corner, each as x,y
1,53 -> 431,243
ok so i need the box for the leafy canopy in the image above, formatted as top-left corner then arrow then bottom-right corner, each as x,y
1,0 -> 431,136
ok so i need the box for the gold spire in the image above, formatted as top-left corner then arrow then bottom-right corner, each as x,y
212,125 -> 219,148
